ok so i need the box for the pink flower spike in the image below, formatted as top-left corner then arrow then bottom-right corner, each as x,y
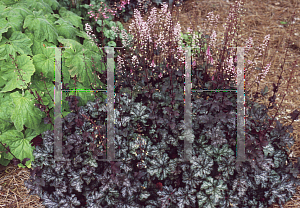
206,46 -> 211,57
151,60 -> 156,68
206,46 -> 214,65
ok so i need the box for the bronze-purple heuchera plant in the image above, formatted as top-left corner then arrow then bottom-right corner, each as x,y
7,0 -> 299,207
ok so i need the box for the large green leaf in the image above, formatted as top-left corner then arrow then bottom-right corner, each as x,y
39,0 -> 60,11
0,54 -> 35,93
22,0 -> 56,16
32,42 -> 55,79
9,90 -> 44,132
0,17 -> 10,42
24,31 -> 56,56
58,36 -> 105,87
58,6 -> 83,31
0,4 -> 31,33
0,128 -> 36,168
0,31 -> 33,60
0,93 -> 14,133
54,18 -> 78,40
0,143 -> 11,166
23,10 -> 58,45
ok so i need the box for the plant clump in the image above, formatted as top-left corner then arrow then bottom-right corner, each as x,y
23,1 -> 300,208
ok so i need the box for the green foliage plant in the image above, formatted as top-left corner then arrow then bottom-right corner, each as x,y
0,0 -> 110,168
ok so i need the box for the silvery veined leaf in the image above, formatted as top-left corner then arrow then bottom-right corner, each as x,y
130,102 -> 150,123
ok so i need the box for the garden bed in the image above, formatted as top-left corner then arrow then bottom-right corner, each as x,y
0,0 -> 299,207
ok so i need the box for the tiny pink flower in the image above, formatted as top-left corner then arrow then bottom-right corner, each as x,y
206,46 -> 214,65
192,60 -> 196,67
150,60 -> 156,68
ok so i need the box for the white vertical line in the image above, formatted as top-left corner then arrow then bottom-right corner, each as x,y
184,46 -> 193,161
52,47 -> 69,161
105,47 -> 115,161
98,47 -> 124,162
236,47 -> 246,162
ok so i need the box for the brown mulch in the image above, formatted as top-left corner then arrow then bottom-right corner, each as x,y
0,0 -> 299,207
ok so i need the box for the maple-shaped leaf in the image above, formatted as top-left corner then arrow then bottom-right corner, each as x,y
0,30 -> 33,60
0,19 -> 11,41
157,185 -> 177,208
32,44 -> 55,79
191,152 -> 214,178
58,7 -> 83,30
174,185 -> 197,208
0,54 -> 35,93
0,128 -> 36,168
23,10 -> 58,44
130,102 -> 150,123
0,93 -> 14,132
212,143 -> 234,163
196,191 -> 217,208
201,176 -> 227,204
182,169 -> 202,188
54,18 -> 78,40
147,153 -> 176,180
57,36 -> 105,87
9,91 -> 44,132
